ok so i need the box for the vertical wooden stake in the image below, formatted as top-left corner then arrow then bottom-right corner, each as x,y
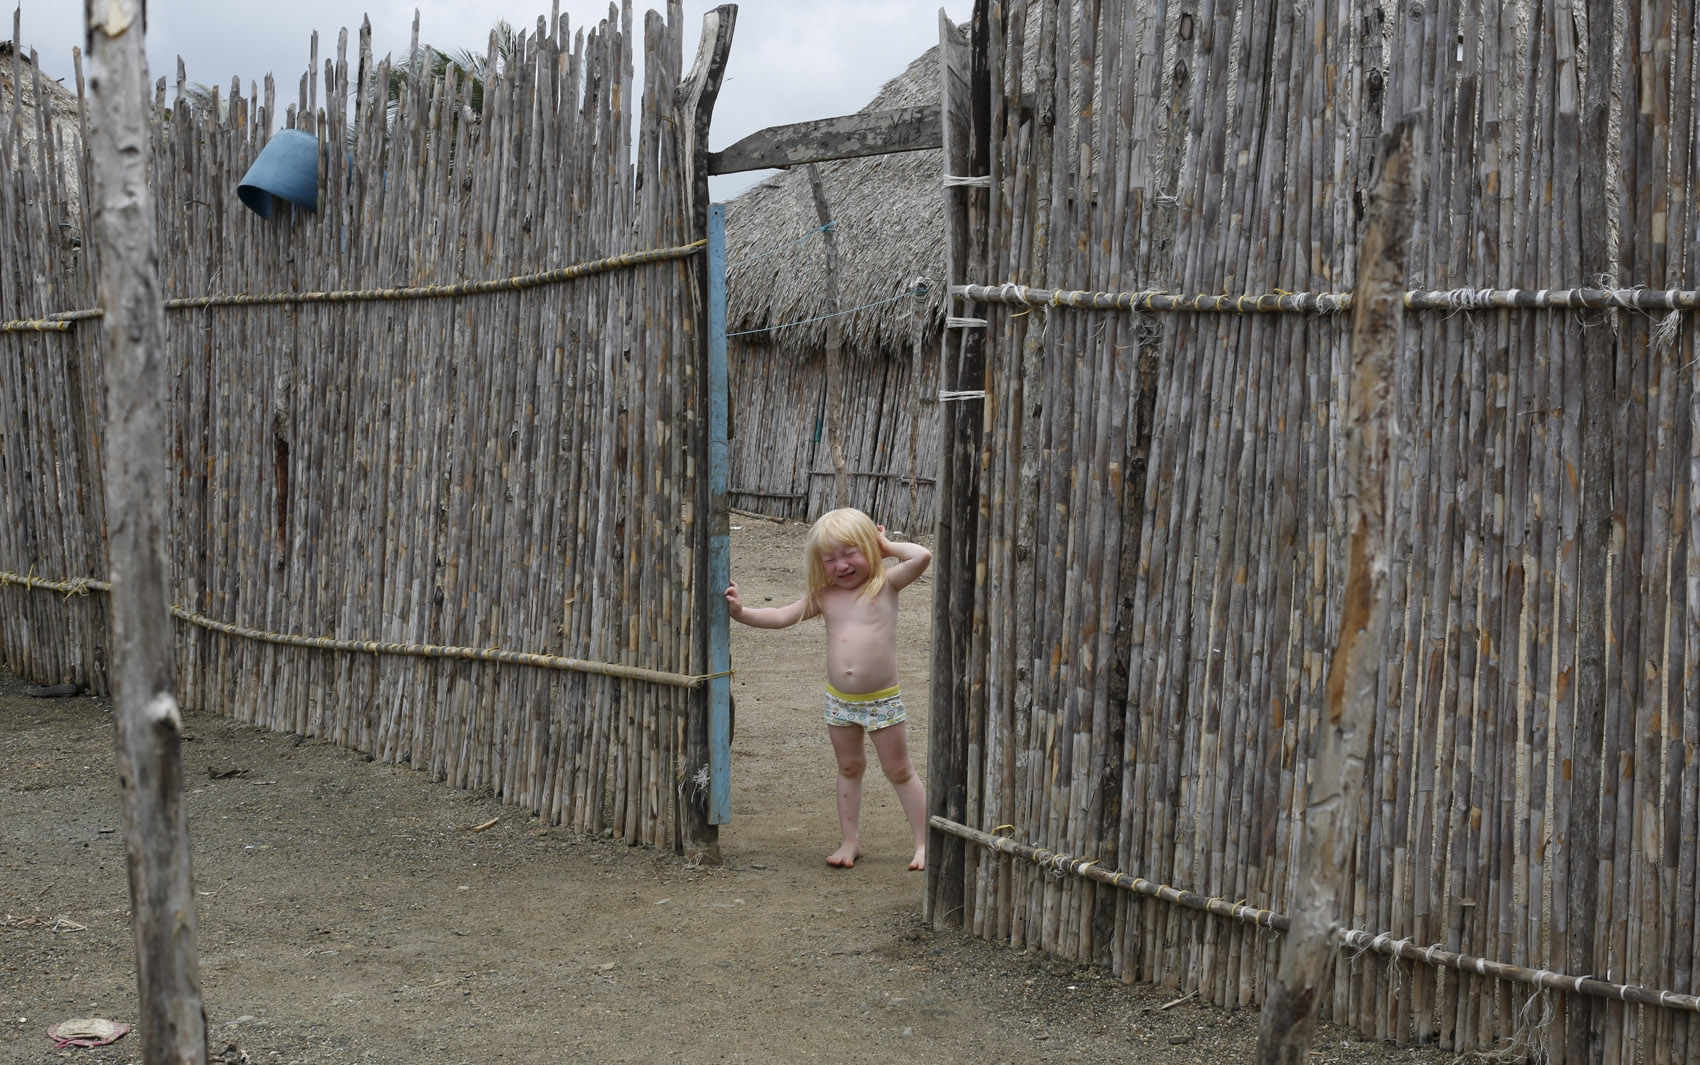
805,162 -> 849,510
925,1 -> 989,928
707,203 -> 732,825
84,2 -> 209,1063
679,3 -> 736,862
1566,1 -> 1615,1059
1255,117 -> 1416,1065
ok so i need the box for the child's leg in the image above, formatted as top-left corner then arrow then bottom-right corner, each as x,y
825,724 -> 867,867
868,722 -> 928,871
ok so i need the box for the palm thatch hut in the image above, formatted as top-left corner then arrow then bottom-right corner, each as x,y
1,41 -> 85,227
721,28 -> 961,533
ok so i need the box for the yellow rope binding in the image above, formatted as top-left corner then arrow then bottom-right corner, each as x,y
0,319 -> 74,333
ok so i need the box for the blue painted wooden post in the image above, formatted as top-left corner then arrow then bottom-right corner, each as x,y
707,204 -> 733,824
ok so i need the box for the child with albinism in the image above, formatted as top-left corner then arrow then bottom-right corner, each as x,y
724,507 -> 931,870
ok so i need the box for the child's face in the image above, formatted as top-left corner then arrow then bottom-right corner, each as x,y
818,541 -> 872,590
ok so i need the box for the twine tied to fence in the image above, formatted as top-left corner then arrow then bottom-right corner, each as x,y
0,318 -> 74,334
930,816 -> 1700,1015
953,281 -> 1700,316
0,569 -> 726,690
2,240 -> 708,329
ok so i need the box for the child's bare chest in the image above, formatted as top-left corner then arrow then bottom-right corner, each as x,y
817,587 -> 898,631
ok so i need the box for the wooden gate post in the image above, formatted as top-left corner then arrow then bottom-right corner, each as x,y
925,2 -> 990,927
707,203 -> 732,826
1254,117 -> 1416,1065
679,4 -> 736,861
84,2 -> 209,1062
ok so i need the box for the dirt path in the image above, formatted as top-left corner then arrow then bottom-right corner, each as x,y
1,516 -> 1450,1065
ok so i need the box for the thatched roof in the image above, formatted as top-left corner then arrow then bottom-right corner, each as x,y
722,25 -> 963,356
0,42 -> 85,216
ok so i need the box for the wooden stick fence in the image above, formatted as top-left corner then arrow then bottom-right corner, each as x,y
927,3 -> 1700,1063
1,241 -> 706,326
0,569 -> 723,688
952,282 -> 1700,315
932,818 -> 1700,1015
2,3 -> 731,852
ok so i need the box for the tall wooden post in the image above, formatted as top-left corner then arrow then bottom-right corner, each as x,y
1254,117 -> 1415,1065
679,4 -> 736,862
84,2 -> 209,1063
1565,0 -> 1615,1059
925,2 -> 989,927
707,203 -> 732,826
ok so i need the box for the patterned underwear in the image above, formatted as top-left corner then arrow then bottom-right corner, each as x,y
824,683 -> 907,732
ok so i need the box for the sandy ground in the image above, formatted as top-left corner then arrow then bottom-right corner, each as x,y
0,516 -> 1456,1065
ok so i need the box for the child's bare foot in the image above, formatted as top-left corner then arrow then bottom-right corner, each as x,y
908,847 -> 926,871
826,844 -> 863,868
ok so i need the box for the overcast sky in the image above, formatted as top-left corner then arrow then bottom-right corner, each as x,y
12,1 -> 970,199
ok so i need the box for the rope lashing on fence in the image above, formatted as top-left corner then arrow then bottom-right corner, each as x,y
930,816 -> 1700,1015
6,241 -> 708,327
0,569 -> 727,690
0,318 -> 75,333
943,174 -> 992,188
952,282 -> 1700,315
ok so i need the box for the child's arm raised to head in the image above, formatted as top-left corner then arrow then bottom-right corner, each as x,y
725,580 -> 818,629
876,527 -> 933,591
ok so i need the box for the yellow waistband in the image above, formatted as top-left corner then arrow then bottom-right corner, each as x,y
826,683 -> 901,702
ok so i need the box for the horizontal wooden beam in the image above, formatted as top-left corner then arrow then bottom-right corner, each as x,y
708,105 -> 941,175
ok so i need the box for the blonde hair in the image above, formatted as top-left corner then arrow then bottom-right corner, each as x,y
804,507 -> 886,605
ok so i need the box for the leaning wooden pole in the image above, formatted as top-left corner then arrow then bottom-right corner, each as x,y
1255,117 -> 1416,1065
84,2 -> 209,1063
805,162 -> 850,509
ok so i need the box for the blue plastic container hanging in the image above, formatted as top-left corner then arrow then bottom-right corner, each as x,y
237,129 -> 320,218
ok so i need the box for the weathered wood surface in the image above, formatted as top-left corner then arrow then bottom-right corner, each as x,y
84,3 -> 209,1062
923,5 -> 985,928
708,105 -> 941,175
1,4 -> 722,852
928,2 -> 1700,1062
1256,117 -> 1413,1065
677,1 -> 738,862
1565,1 -> 1615,1061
